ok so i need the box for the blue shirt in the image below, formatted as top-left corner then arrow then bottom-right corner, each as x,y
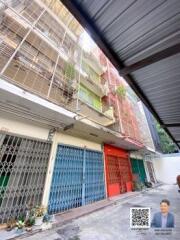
161,214 -> 168,228
151,212 -> 175,228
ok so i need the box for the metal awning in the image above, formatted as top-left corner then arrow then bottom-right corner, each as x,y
62,0 -> 180,148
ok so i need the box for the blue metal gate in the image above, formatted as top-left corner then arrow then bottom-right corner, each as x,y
85,149 -> 105,205
48,144 -> 105,214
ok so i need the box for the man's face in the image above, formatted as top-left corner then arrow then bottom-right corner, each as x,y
160,202 -> 169,214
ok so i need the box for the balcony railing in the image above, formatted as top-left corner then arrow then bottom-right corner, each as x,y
0,0 -> 116,127
3,0 -> 77,59
0,37 -> 77,111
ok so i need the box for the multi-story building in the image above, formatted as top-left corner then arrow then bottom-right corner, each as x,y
0,0 -> 157,224
126,87 -> 158,184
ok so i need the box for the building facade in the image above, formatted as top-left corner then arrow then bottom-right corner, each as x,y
0,0 -> 157,224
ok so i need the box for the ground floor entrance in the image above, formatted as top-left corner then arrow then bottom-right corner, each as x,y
104,144 -> 132,197
130,158 -> 147,183
48,144 -> 105,214
0,131 -> 51,224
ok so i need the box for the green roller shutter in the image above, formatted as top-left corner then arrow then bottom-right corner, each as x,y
130,158 -> 146,183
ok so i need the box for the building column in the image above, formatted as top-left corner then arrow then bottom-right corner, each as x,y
41,131 -> 58,208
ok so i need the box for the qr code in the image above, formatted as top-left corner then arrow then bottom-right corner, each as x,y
130,208 -> 150,228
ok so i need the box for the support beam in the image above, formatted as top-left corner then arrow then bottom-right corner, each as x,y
162,123 -> 180,128
119,43 -> 180,75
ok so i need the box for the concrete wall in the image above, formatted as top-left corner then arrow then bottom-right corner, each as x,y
0,115 -> 50,140
153,153 -> 180,184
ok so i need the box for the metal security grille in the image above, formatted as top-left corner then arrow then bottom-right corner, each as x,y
146,161 -> 155,183
106,155 -> 132,194
85,150 -> 105,205
0,132 -> 51,224
48,145 -> 84,213
48,144 -> 105,214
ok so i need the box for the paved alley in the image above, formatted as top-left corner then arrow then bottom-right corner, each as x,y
16,184 -> 180,240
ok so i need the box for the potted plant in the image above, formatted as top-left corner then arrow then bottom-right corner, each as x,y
34,206 -> 46,226
16,220 -> 25,234
25,216 -> 35,232
42,213 -> 52,230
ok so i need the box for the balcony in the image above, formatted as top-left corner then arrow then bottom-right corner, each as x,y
83,51 -> 107,75
78,97 -> 115,127
77,61 -> 107,97
0,35 -> 77,112
78,72 -> 108,97
3,5 -> 76,61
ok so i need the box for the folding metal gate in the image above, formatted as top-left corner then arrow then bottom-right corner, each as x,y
130,158 -> 147,183
146,161 -> 156,183
48,144 -> 105,214
104,144 -> 132,197
0,131 -> 51,223
85,149 -> 105,204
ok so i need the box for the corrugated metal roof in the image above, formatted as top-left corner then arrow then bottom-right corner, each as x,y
62,0 -> 180,148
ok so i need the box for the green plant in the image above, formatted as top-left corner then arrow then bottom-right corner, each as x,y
133,181 -> 144,191
116,85 -> 126,98
25,216 -> 35,227
65,63 -> 75,80
16,220 -> 25,229
18,214 -> 25,222
155,121 -> 178,153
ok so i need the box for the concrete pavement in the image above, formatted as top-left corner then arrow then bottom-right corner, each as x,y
15,184 -> 180,240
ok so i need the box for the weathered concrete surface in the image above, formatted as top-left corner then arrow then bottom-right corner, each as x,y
16,184 -> 180,240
